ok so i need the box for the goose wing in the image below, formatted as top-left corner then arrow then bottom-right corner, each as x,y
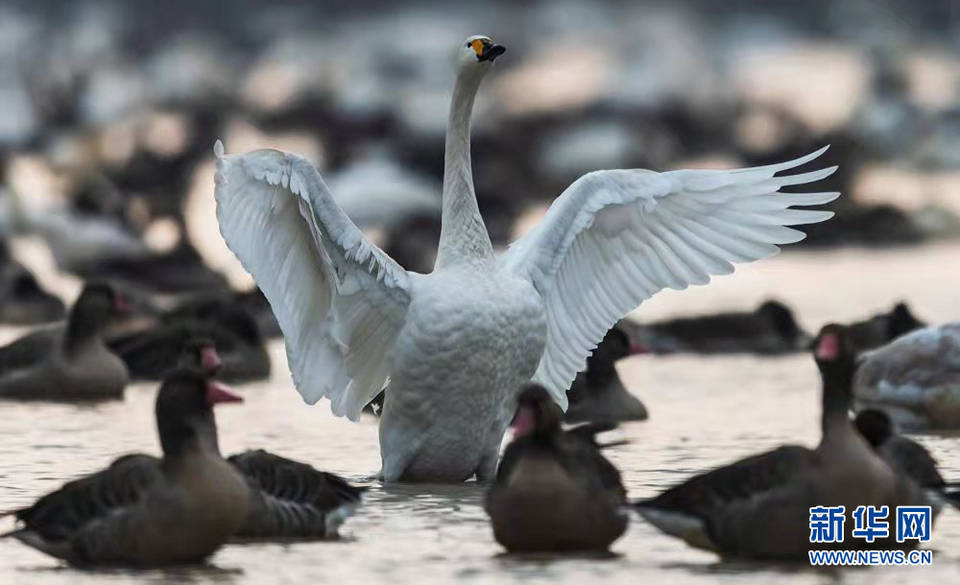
634,445 -> 818,552
881,437 -> 945,489
500,148 -> 838,407
214,142 -> 412,419
562,426 -> 627,497
0,326 -> 60,373
8,454 -> 162,542
637,446 -> 817,516
228,449 -> 364,539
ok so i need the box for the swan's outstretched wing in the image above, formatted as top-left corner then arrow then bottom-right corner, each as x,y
501,147 -> 838,407
214,141 -> 411,420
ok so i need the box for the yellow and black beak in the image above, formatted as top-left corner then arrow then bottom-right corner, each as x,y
471,38 -> 506,62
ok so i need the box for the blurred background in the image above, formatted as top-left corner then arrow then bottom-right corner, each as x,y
1,2 -> 959,583
0,0 -> 956,307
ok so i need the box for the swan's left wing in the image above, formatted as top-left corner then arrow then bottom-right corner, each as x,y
500,147 -> 838,408
214,142 -> 411,420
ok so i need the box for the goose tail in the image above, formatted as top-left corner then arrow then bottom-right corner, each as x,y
944,488 -> 960,510
5,529 -> 77,562
324,501 -> 361,537
634,502 -> 716,551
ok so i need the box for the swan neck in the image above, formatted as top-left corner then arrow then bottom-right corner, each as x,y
435,68 -> 493,269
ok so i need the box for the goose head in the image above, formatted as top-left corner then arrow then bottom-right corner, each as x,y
66,282 -> 129,342
813,324 -> 859,422
457,35 -> 506,73
155,367 -> 242,458
855,408 -> 894,448
511,384 -> 563,439
595,327 -> 634,363
178,337 -> 223,376
813,323 -> 857,382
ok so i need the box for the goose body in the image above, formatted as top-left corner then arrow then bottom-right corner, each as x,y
228,449 -> 364,539
189,339 -> 365,538
4,369 -> 249,566
0,243 -> 65,325
622,300 -> 809,355
0,283 -> 128,400
854,322 -> 960,429
844,302 -> 925,354
5,345 -> 363,563
636,325 -> 933,559
214,35 -> 839,482
109,301 -> 270,383
855,409 -> 949,491
565,326 -> 647,423
485,386 -> 628,552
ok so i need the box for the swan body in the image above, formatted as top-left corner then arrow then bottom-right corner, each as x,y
854,322 -> 960,429
214,35 -> 839,482
380,265 -> 545,481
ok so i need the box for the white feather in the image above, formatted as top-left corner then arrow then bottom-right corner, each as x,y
214,142 -> 410,420
502,147 -> 838,406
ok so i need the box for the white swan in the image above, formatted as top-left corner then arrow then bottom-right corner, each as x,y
213,35 -> 839,482
854,322 -> 960,430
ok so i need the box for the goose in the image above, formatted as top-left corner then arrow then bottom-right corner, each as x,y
3,345 -> 364,563
844,301 -> 925,355
2,367 -> 249,566
227,449 -> 365,540
0,283 -> 129,400
565,326 -> 648,423
213,34 -> 839,482
634,324 -> 933,559
0,240 -> 65,325
855,408 -> 960,505
108,299 -> 270,383
621,299 -> 809,355
854,322 -> 960,430
72,241 -> 230,294
179,337 -> 366,539
485,384 -> 628,553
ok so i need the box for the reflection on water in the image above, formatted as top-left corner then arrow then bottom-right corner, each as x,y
2,244 -> 959,584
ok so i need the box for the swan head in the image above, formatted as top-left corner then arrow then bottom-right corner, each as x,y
457,35 -> 506,72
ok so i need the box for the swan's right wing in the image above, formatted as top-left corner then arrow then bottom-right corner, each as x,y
214,142 -> 411,420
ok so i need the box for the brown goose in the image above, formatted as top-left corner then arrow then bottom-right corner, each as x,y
565,326 -> 648,423
856,408 -> 960,507
845,302 -> 925,355
227,450 -> 365,540
635,324 -> 933,560
484,384 -> 628,553
179,338 -> 365,539
0,283 -> 129,400
0,240 -> 65,325
3,367 -> 248,566
109,300 -> 271,383
621,300 -> 809,355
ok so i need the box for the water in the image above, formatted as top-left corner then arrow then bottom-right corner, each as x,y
2,243 -> 959,584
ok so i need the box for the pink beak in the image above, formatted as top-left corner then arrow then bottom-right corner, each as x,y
816,333 -> 840,360
629,342 -> 648,355
205,380 -> 243,406
510,405 -> 536,438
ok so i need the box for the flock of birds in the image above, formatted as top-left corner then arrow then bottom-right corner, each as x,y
1,35 -> 959,567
